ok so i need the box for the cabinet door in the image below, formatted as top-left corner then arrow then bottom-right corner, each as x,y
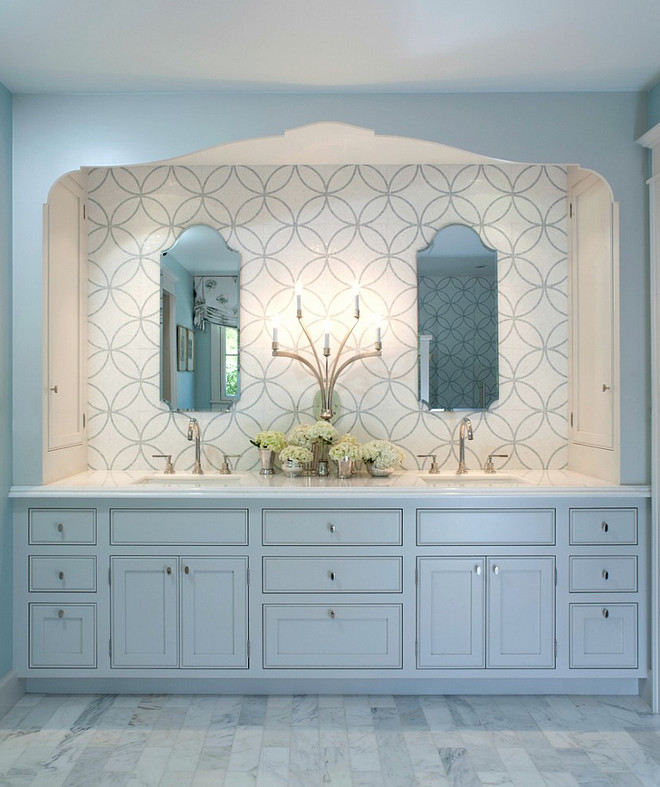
569,171 -> 618,454
417,557 -> 485,668
45,176 -> 87,452
487,557 -> 555,668
180,557 -> 248,668
111,557 -> 178,667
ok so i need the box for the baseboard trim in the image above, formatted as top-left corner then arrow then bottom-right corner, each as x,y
0,669 -> 25,720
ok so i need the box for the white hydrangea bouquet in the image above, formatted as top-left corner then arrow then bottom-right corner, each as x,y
360,439 -> 405,476
250,430 -> 287,451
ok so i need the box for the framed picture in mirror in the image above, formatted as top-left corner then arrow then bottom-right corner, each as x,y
177,325 -> 187,371
186,329 -> 195,372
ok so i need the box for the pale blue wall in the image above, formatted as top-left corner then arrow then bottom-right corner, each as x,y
12,91 -> 650,483
0,82 -> 12,678
648,82 -> 660,130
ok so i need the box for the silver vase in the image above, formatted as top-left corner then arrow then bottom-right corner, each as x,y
337,458 -> 353,479
259,448 -> 275,475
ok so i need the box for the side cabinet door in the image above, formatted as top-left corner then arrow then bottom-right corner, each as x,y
111,557 -> 178,668
181,557 -> 248,668
487,557 -> 555,668
417,557 -> 485,668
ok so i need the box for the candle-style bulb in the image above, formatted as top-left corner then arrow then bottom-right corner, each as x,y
295,282 -> 302,316
271,314 -> 280,344
374,316 -> 382,345
324,320 -> 331,351
352,281 -> 360,318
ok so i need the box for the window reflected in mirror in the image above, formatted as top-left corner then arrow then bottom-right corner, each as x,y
417,224 -> 498,411
160,226 -> 240,412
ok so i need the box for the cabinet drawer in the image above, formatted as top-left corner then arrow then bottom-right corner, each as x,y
29,557 -> 96,592
417,509 -> 555,545
263,604 -> 402,668
29,604 -> 96,667
29,509 -> 96,545
570,604 -> 637,668
569,557 -> 637,592
263,557 -> 402,593
110,509 -> 248,545
569,508 -> 637,545
263,510 -> 402,546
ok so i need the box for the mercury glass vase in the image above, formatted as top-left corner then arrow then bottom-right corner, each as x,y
336,457 -> 353,479
284,460 -> 305,478
365,460 -> 394,477
259,448 -> 275,475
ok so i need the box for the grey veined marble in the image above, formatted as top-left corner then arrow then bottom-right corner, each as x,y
0,694 -> 658,786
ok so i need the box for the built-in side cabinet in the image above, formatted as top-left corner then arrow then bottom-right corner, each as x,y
16,498 -> 648,686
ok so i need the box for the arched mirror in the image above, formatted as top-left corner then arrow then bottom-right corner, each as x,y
417,224 -> 498,411
160,226 -> 240,412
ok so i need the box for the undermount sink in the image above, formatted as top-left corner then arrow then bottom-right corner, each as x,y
136,474 -> 246,486
420,472 -> 528,485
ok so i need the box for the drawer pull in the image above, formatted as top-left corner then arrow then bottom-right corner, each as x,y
57,523 -> 64,533
329,609 -> 336,619
602,569 -> 609,581
58,571 -> 64,581
602,522 -> 609,533
57,609 -> 64,618
602,608 -> 610,619
166,566 -> 172,575
475,565 -> 482,576
327,523 -> 336,533
492,564 -> 500,576
329,571 -> 336,581
184,566 -> 190,575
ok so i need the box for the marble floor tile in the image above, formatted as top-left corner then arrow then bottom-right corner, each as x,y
0,693 -> 658,786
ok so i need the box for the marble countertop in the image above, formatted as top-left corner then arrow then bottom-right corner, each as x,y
9,468 -> 651,499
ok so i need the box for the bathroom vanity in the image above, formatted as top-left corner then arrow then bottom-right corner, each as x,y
11,471 -> 649,695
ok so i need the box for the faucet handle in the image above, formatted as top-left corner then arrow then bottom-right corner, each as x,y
484,453 -> 508,474
219,454 -> 240,475
418,454 -> 439,474
152,454 -> 175,474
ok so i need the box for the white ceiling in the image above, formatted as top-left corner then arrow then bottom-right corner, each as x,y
1,0 -> 659,94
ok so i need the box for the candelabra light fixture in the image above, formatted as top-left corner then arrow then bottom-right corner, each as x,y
271,282 -> 383,421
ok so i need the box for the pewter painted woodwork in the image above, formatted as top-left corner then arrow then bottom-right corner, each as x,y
159,225 -> 240,412
417,224 -> 498,411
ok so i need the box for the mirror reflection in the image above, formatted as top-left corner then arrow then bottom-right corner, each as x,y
417,224 -> 498,411
160,226 -> 240,412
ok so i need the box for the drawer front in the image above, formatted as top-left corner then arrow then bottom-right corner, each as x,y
417,509 -> 555,545
263,557 -> 402,593
569,508 -> 637,545
29,604 -> 97,667
569,556 -> 637,592
110,509 -> 248,545
263,604 -> 402,668
29,557 -> 97,592
29,509 -> 96,545
263,509 -> 402,546
570,604 -> 637,668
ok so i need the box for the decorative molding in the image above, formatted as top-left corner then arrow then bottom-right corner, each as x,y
637,122 -> 660,151
0,669 -> 24,721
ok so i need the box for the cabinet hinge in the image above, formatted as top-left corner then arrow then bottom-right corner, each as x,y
109,639 -> 112,658
554,639 -> 558,658
83,204 -> 86,220
82,413 -> 86,429
569,202 -> 573,218
415,568 -> 418,586
247,569 -> 250,587
570,412 -> 573,427
108,568 -> 111,585
415,640 -> 418,658
247,640 -> 250,659
555,568 -> 558,586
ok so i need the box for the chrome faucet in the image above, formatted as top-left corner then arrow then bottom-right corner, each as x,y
457,417 -> 473,474
187,418 -> 203,474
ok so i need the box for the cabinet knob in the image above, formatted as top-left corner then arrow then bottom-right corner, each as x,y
328,523 -> 336,533
184,566 -> 190,575
57,609 -> 64,618
166,566 -> 172,575
601,522 -> 609,533
492,564 -> 500,575
58,571 -> 64,581
57,523 -> 64,533
602,569 -> 609,580
602,384 -> 611,392
50,385 -> 59,394
475,565 -> 482,575
328,609 -> 336,619
329,571 -> 336,581
602,608 -> 610,619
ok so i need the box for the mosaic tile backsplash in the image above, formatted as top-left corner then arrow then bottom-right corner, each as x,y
87,163 -> 568,472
